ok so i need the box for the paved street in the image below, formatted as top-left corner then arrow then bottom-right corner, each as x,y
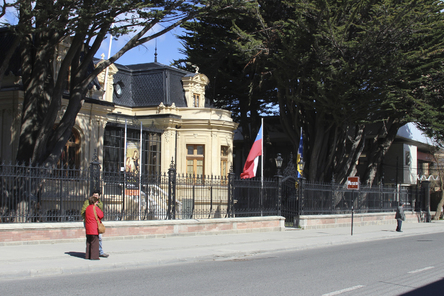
1,223 -> 443,295
0,220 -> 443,282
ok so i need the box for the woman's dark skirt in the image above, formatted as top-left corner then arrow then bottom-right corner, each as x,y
85,235 -> 100,260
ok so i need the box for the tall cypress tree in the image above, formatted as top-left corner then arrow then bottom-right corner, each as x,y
176,5 -> 278,158
179,0 -> 444,185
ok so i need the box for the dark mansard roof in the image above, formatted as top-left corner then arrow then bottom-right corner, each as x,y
112,62 -> 191,108
0,28 -> 194,108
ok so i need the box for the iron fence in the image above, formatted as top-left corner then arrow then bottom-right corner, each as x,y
300,180 -> 413,215
102,170 -> 231,221
0,162 -> 423,223
0,162 -> 91,222
232,177 -> 278,217
0,162 -> 232,222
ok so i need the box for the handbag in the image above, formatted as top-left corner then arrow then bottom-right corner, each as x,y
93,206 -> 106,234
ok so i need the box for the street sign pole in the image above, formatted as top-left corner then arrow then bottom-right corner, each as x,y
351,191 -> 354,236
347,176 -> 360,236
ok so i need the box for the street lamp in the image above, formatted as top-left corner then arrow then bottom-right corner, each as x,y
298,158 -> 305,175
296,157 -> 305,229
275,153 -> 283,176
275,153 -> 283,216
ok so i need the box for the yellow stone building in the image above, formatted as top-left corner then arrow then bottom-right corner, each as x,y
0,56 -> 238,178
0,46 -> 238,220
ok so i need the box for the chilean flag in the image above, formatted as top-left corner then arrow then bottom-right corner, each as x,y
240,125 -> 263,179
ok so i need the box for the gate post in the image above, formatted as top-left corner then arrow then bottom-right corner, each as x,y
331,176 -> 335,212
379,182 -> 383,210
422,181 -> 431,222
89,150 -> 101,195
168,159 -> 176,220
297,177 -> 304,228
227,169 -> 235,218
276,174 -> 283,216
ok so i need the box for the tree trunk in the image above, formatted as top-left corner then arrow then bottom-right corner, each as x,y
433,189 -> 444,220
0,34 -> 20,88
362,119 -> 402,186
432,161 -> 444,220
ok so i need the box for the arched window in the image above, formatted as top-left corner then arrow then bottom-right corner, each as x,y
58,129 -> 80,169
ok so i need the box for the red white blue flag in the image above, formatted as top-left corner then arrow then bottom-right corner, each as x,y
241,125 -> 263,179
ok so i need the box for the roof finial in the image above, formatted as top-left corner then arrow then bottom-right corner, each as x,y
154,38 -> 158,63
186,62 -> 199,73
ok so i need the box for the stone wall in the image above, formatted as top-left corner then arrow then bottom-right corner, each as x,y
299,212 -> 419,229
0,216 -> 285,245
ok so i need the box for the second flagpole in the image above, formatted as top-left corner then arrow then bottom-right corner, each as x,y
261,118 -> 264,216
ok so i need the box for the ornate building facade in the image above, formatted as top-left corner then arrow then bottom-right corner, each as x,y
0,52 -> 238,178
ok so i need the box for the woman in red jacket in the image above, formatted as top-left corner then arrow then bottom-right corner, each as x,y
84,195 -> 103,260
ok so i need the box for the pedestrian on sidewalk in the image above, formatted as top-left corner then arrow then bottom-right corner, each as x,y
84,195 -> 103,260
395,202 -> 406,232
81,190 -> 109,258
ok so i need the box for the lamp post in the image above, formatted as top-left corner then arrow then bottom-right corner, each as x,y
275,153 -> 283,175
297,158 -> 305,228
298,158 -> 305,176
275,153 -> 283,216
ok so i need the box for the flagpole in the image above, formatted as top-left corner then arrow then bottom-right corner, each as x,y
124,119 -> 127,169
123,119 -> 127,220
261,118 -> 264,184
300,126 -> 303,166
139,122 -> 142,221
298,126 -> 303,178
261,118 -> 264,216
102,24 -> 113,100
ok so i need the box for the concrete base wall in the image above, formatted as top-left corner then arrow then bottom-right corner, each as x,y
0,216 -> 285,245
299,212 -> 419,229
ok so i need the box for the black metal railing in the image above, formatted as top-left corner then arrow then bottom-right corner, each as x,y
0,162 -> 90,222
232,177 -> 279,217
300,181 -> 413,215
0,162 -> 423,223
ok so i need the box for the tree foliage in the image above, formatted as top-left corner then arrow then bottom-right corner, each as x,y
0,0 -> 246,167
409,65 -> 444,146
179,0 -> 444,185
175,2 -> 278,149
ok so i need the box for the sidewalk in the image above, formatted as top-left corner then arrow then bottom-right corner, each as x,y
1,221 -> 443,280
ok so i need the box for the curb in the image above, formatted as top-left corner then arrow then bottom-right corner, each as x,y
1,222 -> 443,280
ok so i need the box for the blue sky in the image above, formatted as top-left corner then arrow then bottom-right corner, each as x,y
96,27 -> 186,66
1,6 -> 186,67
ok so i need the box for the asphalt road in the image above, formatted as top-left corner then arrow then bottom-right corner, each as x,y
1,232 -> 443,296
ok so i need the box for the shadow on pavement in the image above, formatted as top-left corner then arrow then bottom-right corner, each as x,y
400,278 -> 444,295
65,251 -> 85,259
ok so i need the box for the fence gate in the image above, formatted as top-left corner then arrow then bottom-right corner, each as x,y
281,176 -> 298,227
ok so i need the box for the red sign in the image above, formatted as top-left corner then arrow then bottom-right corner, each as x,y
347,177 -> 360,190
125,189 -> 140,196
